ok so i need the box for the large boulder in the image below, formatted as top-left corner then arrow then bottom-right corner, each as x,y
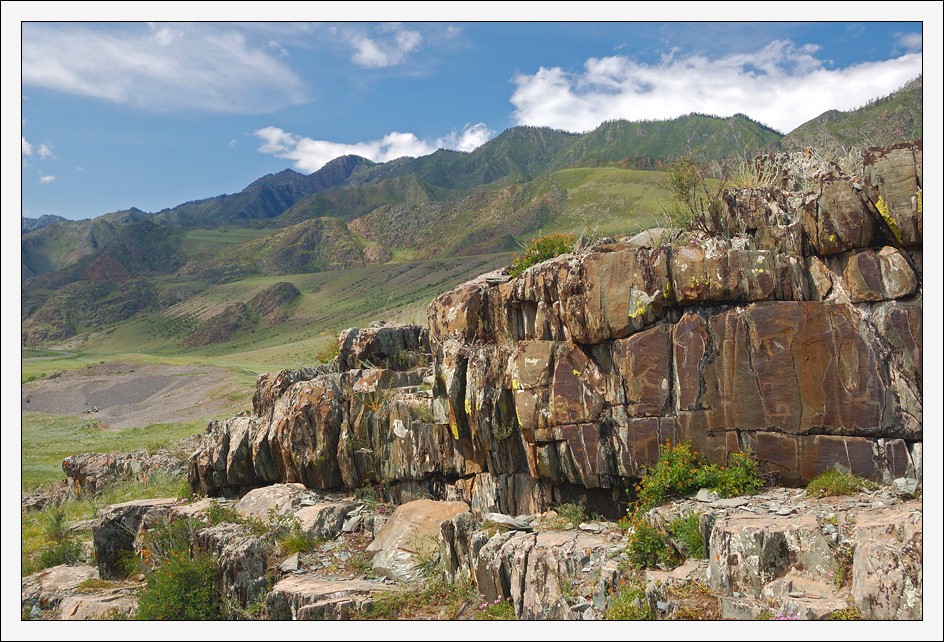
366,499 -> 470,582
93,498 -> 178,579
21,564 -> 99,616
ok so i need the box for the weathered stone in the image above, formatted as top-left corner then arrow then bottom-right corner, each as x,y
266,575 -> 384,620
670,244 -> 806,305
235,483 -> 308,523
864,142 -> 922,247
366,499 -> 470,582
707,513 -> 836,598
805,177 -> 875,255
611,324 -> 671,417
63,451 -> 187,496
439,511 -> 488,585
294,501 -> 357,539
454,472 -> 554,516
850,504 -> 922,619
252,366 -> 321,417
337,323 -> 430,371
837,247 -> 917,302
93,498 -> 178,579
58,588 -> 137,620
483,512 -> 533,531
279,553 -> 300,573
471,529 -> 613,620
22,564 -> 98,614
193,522 -> 269,608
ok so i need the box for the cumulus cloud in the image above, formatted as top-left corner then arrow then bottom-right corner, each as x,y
510,40 -> 923,134
22,137 -> 32,156
349,24 -> 422,68
39,175 -> 56,184
436,123 -> 494,152
37,143 -> 55,159
22,23 -> 308,113
254,122 -> 493,173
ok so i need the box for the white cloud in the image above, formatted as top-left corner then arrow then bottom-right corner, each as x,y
39,175 -> 56,184
510,40 -> 923,134
267,40 -> 290,58
37,143 -> 54,160
896,32 -> 922,53
436,123 -> 494,152
22,23 -> 308,113
22,137 -> 32,156
349,24 -> 422,68
254,122 -> 494,173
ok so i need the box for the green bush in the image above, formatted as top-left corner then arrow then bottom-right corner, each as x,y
135,552 -> 221,620
509,233 -> 575,278
806,469 -> 878,498
626,517 -> 677,569
664,156 -> 724,232
278,524 -> 323,555
667,513 -> 705,559
141,516 -> 202,564
205,500 -> 240,526
634,442 -> 763,512
604,577 -> 655,620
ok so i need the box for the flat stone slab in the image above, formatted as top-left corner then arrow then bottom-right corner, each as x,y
266,575 -> 391,620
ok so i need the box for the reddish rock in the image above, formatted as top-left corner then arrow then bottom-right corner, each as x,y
804,177 -> 875,255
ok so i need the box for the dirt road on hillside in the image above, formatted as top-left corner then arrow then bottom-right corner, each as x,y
21,363 -> 253,430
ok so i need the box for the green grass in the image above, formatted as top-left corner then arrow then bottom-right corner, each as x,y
22,473 -> 188,576
68,253 -> 512,372
21,413 -> 209,490
806,470 -> 879,498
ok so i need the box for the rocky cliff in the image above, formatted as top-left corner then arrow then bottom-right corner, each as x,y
188,143 -> 922,518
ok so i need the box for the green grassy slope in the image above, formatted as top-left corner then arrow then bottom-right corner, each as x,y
781,76 -> 922,152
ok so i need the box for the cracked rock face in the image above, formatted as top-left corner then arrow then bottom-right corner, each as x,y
184,143 -> 921,514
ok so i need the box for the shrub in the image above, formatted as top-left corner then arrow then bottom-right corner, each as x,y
634,442 -> 764,512
315,340 -> 339,364
205,500 -> 240,526
141,516 -> 202,564
546,501 -> 587,530
626,517 -> 677,569
828,606 -> 863,621
604,577 -> 655,620
278,524 -> 323,555
666,513 -> 705,559
806,470 -> 878,498
136,552 -> 221,620
509,233 -> 575,278
664,156 -> 724,232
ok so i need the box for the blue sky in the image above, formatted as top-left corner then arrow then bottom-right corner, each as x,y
7,7 -> 939,221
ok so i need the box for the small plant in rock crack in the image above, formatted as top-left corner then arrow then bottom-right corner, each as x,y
666,512 -> 705,559
508,233 -> 576,278
604,576 -> 655,620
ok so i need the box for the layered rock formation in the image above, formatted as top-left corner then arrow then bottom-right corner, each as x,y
188,143 -> 922,516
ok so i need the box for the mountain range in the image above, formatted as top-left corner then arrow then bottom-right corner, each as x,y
21,76 -> 922,345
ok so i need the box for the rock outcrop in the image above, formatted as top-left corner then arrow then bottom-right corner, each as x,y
186,143 -> 921,518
